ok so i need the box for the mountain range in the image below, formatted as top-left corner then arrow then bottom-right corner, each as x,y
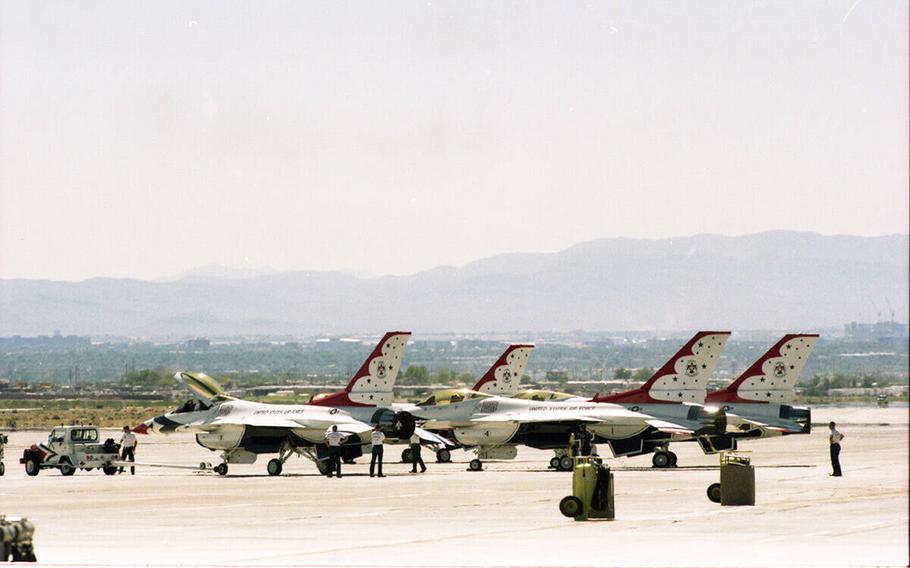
1,231 -> 907,337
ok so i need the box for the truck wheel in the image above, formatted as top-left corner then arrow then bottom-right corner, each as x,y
267,459 -> 283,476
652,452 -> 670,468
559,456 -> 574,471
103,465 -> 118,475
214,463 -> 228,476
668,451 -> 678,467
469,459 -> 483,471
59,458 -> 76,476
401,448 -> 412,463
707,482 -> 721,503
435,448 -> 451,463
559,496 -> 583,518
25,458 -> 40,476
549,456 -> 561,469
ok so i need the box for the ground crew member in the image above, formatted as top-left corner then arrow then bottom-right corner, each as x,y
578,424 -> 593,457
828,421 -> 844,477
409,432 -> 426,473
325,425 -> 347,478
370,424 -> 385,478
118,425 -> 137,475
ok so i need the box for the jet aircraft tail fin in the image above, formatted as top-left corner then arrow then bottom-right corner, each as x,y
706,334 -> 818,404
471,344 -> 534,396
593,331 -> 730,404
309,331 -> 411,407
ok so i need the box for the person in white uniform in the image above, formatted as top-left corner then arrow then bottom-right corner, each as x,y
369,425 -> 385,478
828,421 -> 844,477
119,426 -> 138,475
324,425 -> 347,478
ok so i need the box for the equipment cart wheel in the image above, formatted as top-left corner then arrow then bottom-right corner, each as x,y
267,458 -> 283,476
559,496 -> 584,518
435,448 -> 451,463
102,465 -> 118,475
25,458 -> 40,476
469,459 -> 483,471
668,451 -> 678,467
214,463 -> 229,476
549,456 -> 561,469
559,456 -> 574,471
401,448 -> 412,463
652,452 -> 670,468
59,458 -> 76,476
706,482 -> 722,503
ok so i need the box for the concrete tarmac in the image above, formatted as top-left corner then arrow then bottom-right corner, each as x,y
1,406 -> 907,567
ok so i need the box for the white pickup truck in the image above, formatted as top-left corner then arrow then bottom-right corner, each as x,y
20,426 -> 121,476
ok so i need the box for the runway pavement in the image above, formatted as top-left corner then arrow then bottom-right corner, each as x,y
1,406 -> 907,567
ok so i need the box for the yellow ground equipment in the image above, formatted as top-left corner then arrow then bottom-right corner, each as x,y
558,456 -> 614,520
706,451 -> 755,506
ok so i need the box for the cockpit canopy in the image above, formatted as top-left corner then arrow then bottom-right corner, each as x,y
512,389 -> 576,402
417,389 -> 493,407
174,399 -> 213,414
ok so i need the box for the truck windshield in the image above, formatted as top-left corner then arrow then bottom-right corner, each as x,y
71,429 -> 98,442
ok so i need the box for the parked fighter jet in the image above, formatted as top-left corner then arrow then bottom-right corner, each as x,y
135,332 -> 418,475
706,334 -> 817,437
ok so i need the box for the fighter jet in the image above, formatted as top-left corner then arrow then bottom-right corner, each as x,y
135,331 -> 418,476
706,334 -> 818,437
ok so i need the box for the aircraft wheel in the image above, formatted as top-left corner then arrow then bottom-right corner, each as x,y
559,496 -> 583,518
435,448 -> 451,463
559,456 -> 574,471
652,452 -> 670,468
214,463 -> 228,476
59,458 -> 76,476
102,465 -> 118,475
267,458 -> 283,476
549,456 -> 561,469
469,459 -> 483,471
0,462 -> 5,476
316,460 -> 330,476
401,448 -> 412,463
668,451 -> 678,467
706,483 -> 722,503
25,458 -> 40,476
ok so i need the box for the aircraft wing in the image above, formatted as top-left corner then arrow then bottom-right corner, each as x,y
414,427 -> 456,447
470,410 -> 607,423
208,414 -> 374,437
645,419 -> 695,436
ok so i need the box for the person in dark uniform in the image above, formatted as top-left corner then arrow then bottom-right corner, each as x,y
370,424 -> 385,478
409,432 -> 426,473
578,424 -> 593,457
828,421 -> 844,476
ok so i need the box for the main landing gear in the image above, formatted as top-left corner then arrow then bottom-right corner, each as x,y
652,451 -> 678,468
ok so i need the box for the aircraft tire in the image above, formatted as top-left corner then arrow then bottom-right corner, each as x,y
668,451 -> 678,467
706,482 -> 721,503
652,452 -> 670,468
559,496 -> 583,518
215,463 -> 228,476
267,459 -> 283,476
549,456 -> 561,469
435,448 -> 451,463
401,448 -> 412,463
559,456 -> 574,471
0,462 -> 5,476
469,459 -> 483,471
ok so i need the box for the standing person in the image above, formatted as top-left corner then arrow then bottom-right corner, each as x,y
828,421 -> 845,477
370,424 -> 385,478
324,425 -> 347,478
578,424 -> 593,457
118,426 -> 137,475
409,432 -> 426,474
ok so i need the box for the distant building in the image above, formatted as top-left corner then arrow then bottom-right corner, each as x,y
186,338 -> 211,349
844,321 -> 908,339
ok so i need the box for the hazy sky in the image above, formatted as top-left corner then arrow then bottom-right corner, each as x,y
1,1 -> 907,281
